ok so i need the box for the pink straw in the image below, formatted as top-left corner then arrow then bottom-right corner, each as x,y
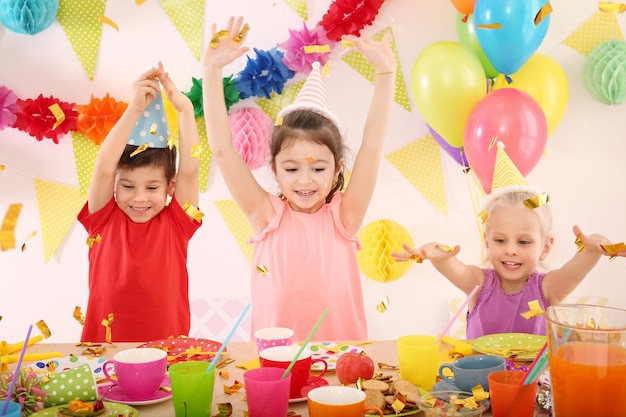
435,284 -> 480,344
1,325 -> 33,416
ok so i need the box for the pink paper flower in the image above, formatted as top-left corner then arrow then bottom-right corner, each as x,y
278,22 -> 334,74
0,85 -> 19,131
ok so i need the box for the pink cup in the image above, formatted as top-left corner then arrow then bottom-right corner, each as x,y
254,327 -> 294,353
259,345 -> 328,399
243,367 -> 292,417
102,348 -> 167,400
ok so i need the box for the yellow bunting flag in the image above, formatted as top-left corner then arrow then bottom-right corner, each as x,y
215,199 -> 254,263
160,0 -> 204,60
57,0 -> 107,80
256,81 -> 304,122
71,131 -> 98,195
196,117 -> 212,193
35,179 -> 86,262
386,136 -> 448,215
563,10 -> 624,56
284,0 -> 308,20
1,203 -> 22,251
341,27 -> 410,111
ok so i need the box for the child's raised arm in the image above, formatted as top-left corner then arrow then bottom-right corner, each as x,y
87,67 -> 161,214
202,16 -> 273,232
340,31 -> 396,235
158,62 -> 200,212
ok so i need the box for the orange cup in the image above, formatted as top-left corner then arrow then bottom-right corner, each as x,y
307,386 -> 383,417
487,370 -> 536,417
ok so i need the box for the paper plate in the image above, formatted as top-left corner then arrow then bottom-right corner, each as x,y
30,355 -> 107,381
30,401 -> 138,416
471,333 -> 546,361
137,337 -> 223,365
304,342 -> 367,371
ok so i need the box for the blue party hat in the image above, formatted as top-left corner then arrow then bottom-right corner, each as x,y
127,87 -> 170,148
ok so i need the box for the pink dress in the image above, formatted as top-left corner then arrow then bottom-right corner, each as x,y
465,269 -> 548,339
248,193 -> 368,341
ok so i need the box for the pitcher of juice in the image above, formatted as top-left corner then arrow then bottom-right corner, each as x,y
546,304 -> 626,417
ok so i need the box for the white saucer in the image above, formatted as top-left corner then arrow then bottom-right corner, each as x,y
97,375 -> 172,406
289,376 -> 330,403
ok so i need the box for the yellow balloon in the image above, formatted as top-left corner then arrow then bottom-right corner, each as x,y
493,54 -> 569,136
357,219 -> 414,283
411,41 -> 486,148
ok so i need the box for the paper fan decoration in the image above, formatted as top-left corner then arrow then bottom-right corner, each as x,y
0,0 -> 58,35
357,219 -> 414,283
229,107 -> 272,170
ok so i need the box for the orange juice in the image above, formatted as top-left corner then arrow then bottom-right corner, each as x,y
550,342 -> 626,417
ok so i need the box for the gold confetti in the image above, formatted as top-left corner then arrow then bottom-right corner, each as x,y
149,123 -> 158,135
408,254 -> 423,263
534,2 -> 553,25
45,361 -> 56,372
223,380 -> 243,394
1,203 -> 22,251
523,192 -> 549,209
304,45 -> 331,53
0,164 -> 5,171
438,245 -> 454,252
601,242 -> 626,260
218,369 -> 229,379
341,39 -> 355,48
210,30 -> 230,48
36,320 -> 52,338
488,136 -> 498,150
167,136 -> 177,150
471,384 -> 490,401
476,23 -> 502,29
20,230 -> 37,252
73,306 -> 85,326
521,300 -> 545,319
101,313 -> 114,344
99,15 -> 119,31
215,403 -> 233,417
376,295 -> 390,313
134,0 -> 147,4
575,235 -> 585,253
234,23 -> 249,44
275,116 -> 284,126
256,265 -> 269,276
321,61 -> 331,77
86,234 -> 102,248
191,144 -> 202,159
182,202 -> 204,222
477,210 -> 488,224
305,157 -> 315,162
130,143 -> 149,157
391,395 -> 407,413
599,2 -> 626,12
48,103 -> 65,130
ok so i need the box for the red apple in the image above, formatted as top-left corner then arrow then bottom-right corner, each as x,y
335,351 -> 375,384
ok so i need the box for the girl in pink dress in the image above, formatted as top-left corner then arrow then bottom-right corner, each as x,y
202,16 -> 396,341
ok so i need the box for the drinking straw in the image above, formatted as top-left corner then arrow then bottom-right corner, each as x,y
281,308 -> 329,380
1,325 -> 33,416
206,302 -> 251,373
521,341 -> 548,385
435,284 -> 480,345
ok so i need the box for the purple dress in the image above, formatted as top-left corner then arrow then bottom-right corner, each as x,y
465,269 -> 548,339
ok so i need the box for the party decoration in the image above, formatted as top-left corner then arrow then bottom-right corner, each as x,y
35,179 -> 85,262
285,0 -> 308,19
71,132 -> 98,195
235,48 -> 295,100
357,219 -> 414,283
195,117 -> 212,193
0,86 -> 19,131
564,10 -> 624,56
57,0 -> 106,80
128,90 -> 170,148
456,13 -> 499,79
319,0 -> 385,42
449,0 -> 475,15
229,107 -> 272,170
474,0 -> 551,76
215,199 -> 254,263
1,203 -> 22,251
386,136 -> 448,215
427,124 -> 469,169
494,54 -> 569,135
0,368 -> 48,415
160,0 -> 204,60
12,95 -> 77,143
256,81 -> 303,121
464,89 -> 547,195
583,39 -> 626,104
410,41 -> 486,148
98,15 -> 118,31
0,0 -> 58,35
75,94 -> 128,145
342,27 -> 411,111
278,22 -> 333,74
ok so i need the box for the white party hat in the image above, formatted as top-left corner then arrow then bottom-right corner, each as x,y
127,84 -> 170,148
275,61 -> 341,129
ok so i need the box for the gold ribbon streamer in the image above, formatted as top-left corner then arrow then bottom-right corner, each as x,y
476,23 -> 502,29
234,23 -> 250,44
86,234 -> 102,247
21,230 -> 37,252
575,235 -> 585,253
600,242 -> 626,260
523,191 -> 550,209
182,201 -> 204,222
130,143 -> 149,157
376,295 -> 390,313
36,319 -> 52,338
167,136 -> 177,150
101,313 -> 114,344
99,15 -> 119,31
599,2 -> 626,13
304,45 -> 331,54
73,306 -> 85,326
256,265 -> 269,276
1,203 -> 22,251
535,2 -> 553,25
48,103 -> 66,130
210,30 -> 230,48
520,300 -> 545,319
190,144 -> 202,159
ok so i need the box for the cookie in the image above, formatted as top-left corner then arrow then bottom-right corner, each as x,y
364,389 -> 387,412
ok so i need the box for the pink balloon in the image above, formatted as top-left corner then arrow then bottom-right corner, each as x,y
463,88 -> 547,194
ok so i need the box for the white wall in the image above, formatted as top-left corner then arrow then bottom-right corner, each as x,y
1,0 -> 625,343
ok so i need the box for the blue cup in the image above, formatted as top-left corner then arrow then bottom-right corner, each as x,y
438,354 -> 506,392
0,401 -> 22,417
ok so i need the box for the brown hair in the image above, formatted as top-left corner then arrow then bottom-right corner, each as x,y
117,144 -> 177,183
270,109 -> 345,203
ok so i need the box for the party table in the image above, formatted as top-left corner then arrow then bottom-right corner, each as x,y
8,340 -> 545,416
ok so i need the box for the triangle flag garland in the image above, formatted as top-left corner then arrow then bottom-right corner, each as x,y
159,0 -> 204,60
563,10 -> 624,56
215,199 -> 254,263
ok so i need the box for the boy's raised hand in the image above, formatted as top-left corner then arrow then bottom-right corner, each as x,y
343,31 -> 396,74
157,62 -> 192,113
128,67 -> 161,113
203,16 -> 250,71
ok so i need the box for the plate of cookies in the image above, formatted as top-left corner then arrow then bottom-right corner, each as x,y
360,375 -> 425,415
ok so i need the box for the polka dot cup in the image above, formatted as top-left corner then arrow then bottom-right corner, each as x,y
254,327 -> 294,353
42,363 -> 97,407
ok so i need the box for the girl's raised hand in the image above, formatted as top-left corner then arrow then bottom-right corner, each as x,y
391,242 -> 461,263
573,225 -> 616,257
343,31 -> 396,74
203,16 -> 250,71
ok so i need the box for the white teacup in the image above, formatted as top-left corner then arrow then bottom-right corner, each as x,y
102,348 -> 167,399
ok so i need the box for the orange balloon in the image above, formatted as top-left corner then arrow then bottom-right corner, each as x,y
450,0 -> 475,15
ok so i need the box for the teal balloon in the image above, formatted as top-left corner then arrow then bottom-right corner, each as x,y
474,0 -> 550,76
456,13 -> 499,79
0,0 -> 58,35
583,40 -> 626,105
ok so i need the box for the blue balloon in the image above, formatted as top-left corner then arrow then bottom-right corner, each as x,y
474,0 -> 551,76
0,0 -> 59,35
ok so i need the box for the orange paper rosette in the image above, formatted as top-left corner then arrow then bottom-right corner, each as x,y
75,94 -> 128,145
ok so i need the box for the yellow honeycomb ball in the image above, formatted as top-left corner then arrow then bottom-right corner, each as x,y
357,219 -> 414,283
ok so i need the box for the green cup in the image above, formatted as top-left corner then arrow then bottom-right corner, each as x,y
41,363 -> 97,407
169,361 -> 216,417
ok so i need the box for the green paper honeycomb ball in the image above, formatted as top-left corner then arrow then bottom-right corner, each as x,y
357,219 -> 414,283
583,39 -> 626,105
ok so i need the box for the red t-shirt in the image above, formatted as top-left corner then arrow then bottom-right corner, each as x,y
77,197 -> 201,342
